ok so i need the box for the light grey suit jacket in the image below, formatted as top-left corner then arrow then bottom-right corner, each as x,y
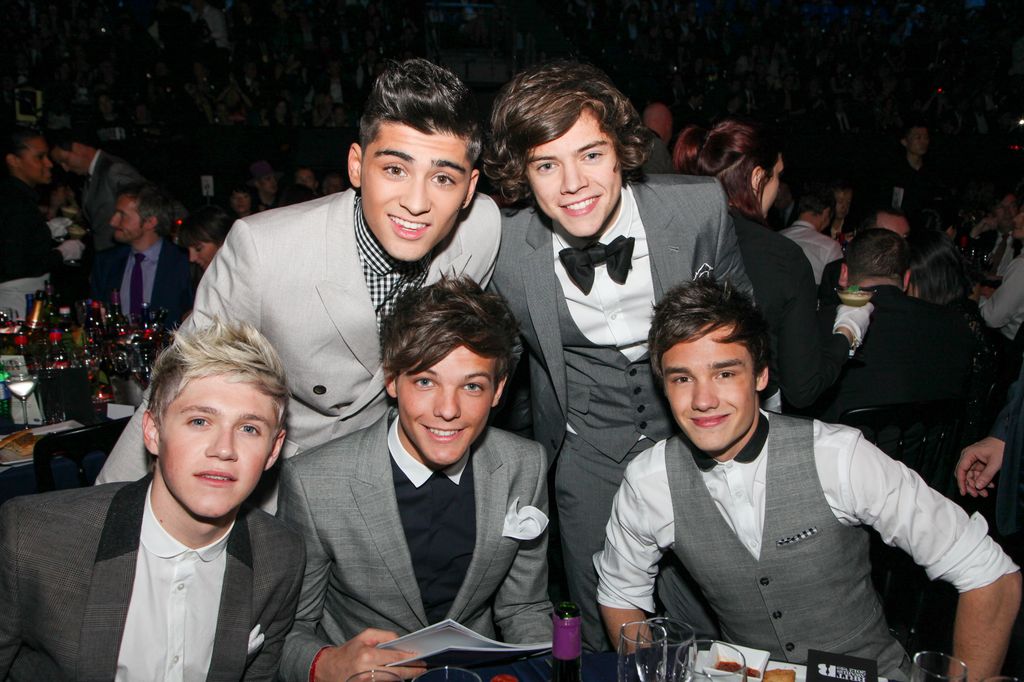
97,189 -> 501,491
491,175 -> 752,461
276,416 -> 552,681
0,477 -> 304,682
82,150 -> 145,251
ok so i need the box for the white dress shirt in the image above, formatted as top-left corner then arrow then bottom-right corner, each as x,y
780,221 -> 844,285
116,484 -> 231,682
551,184 -> 656,363
980,254 -> 1024,340
595,414 -> 1018,613
388,418 -> 468,486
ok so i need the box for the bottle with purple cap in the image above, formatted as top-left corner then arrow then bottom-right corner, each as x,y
551,601 -> 581,682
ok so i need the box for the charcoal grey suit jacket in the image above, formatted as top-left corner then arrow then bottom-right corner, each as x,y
0,477 -> 304,681
490,175 -> 752,460
83,150 -> 145,251
276,416 -> 552,681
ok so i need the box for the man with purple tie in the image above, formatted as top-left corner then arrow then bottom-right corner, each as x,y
90,182 -> 193,326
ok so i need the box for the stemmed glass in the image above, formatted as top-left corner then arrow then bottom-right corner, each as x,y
645,617 -> 695,682
910,652 -> 967,682
619,620 -> 669,682
6,371 -> 38,428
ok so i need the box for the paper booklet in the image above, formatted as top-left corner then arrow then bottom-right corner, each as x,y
377,618 -> 551,667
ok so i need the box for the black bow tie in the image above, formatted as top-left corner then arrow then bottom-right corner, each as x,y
558,235 -> 635,295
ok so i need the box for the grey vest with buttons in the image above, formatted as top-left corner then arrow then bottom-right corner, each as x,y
665,414 -> 909,680
555,291 -> 674,462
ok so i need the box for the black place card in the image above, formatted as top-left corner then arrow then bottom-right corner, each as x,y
806,649 -> 878,682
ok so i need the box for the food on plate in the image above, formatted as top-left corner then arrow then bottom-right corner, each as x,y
763,669 -> 796,682
0,430 -> 37,463
714,661 -> 761,677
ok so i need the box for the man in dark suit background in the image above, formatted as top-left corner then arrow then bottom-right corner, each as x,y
90,181 -> 193,325
812,228 -> 975,421
0,320 -> 304,681
484,60 -> 751,649
50,136 -> 145,252
278,278 -> 551,682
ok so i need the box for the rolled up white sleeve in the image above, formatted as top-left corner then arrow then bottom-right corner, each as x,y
595,441 -> 677,612
815,421 -> 1019,593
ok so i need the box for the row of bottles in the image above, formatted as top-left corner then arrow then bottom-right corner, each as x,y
1,283 -> 173,417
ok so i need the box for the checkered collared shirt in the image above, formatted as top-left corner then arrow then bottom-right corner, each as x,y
354,197 -> 430,327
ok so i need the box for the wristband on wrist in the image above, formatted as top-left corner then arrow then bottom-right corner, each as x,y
309,646 -> 330,682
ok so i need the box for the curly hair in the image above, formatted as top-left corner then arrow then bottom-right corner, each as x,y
484,61 -> 652,204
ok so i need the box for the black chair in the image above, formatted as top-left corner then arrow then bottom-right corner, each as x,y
32,417 -> 132,493
838,398 -> 966,654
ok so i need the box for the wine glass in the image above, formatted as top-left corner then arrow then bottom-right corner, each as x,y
413,668 -> 482,682
910,652 -> 967,682
6,371 -> 38,428
346,670 -> 404,682
619,620 -> 669,682
644,617 -> 695,682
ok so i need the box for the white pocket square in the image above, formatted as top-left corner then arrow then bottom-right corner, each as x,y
502,496 -> 548,540
247,625 -> 265,655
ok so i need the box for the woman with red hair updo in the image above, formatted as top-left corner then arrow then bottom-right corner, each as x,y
674,118 -> 867,410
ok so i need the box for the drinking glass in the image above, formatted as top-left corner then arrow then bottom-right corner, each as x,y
910,652 -> 967,682
346,670 -> 404,682
413,667 -> 482,682
644,617 -> 695,682
674,640 -> 747,682
6,372 -> 38,428
619,619 -> 669,682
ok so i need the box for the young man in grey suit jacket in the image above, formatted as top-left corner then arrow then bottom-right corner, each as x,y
484,60 -> 752,650
0,321 -> 304,681
96,59 -> 501,504
277,278 -> 552,682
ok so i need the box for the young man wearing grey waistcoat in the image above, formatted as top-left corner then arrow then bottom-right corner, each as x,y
596,278 -> 1020,681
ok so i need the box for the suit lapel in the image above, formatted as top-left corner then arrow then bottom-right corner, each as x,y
76,479 -> 149,681
446,437 -> 508,622
351,419 -> 429,629
522,216 -> 569,414
317,191 -> 380,376
206,513 -> 254,681
634,182 -> 689,298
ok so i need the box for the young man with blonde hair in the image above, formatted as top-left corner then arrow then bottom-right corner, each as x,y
0,320 -> 304,681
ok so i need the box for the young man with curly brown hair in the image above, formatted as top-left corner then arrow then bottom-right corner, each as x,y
484,60 -> 751,650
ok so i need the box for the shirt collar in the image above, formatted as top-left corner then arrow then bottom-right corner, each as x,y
553,184 -> 636,251
688,411 -> 770,472
387,417 -> 469,487
353,196 -> 429,277
88,149 -> 101,176
141,482 -> 232,562
134,237 -> 164,261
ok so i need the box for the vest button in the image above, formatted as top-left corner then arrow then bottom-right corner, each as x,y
633,387 -> 642,395
313,385 -> 327,395
639,421 -> 648,429
637,404 -> 646,413
785,643 -> 795,652
759,577 -> 770,586
772,611 -> 782,619
629,368 -> 638,376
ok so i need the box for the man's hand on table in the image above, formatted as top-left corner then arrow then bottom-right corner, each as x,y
956,436 -> 1005,497
312,628 -> 425,682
